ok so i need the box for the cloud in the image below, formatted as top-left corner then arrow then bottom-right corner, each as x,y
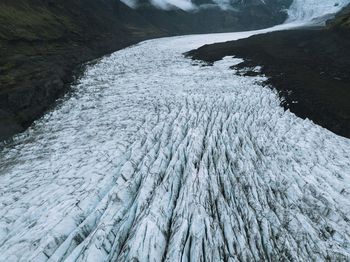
120,0 -> 200,11
150,0 -> 197,10
120,0 -> 139,8
119,0 -> 273,11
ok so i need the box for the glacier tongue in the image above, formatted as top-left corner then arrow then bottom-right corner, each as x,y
287,0 -> 350,24
0,24 -> 350,261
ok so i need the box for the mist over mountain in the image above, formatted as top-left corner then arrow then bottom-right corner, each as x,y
122,0 -> 293,33
118,0 -> 293,34
121,0 -> 291,12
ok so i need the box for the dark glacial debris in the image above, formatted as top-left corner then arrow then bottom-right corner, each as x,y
188,11 -> 350,138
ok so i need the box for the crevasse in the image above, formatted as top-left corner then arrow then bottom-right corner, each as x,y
0,1 -> 349,261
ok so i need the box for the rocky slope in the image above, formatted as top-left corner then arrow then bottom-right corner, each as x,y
189,6 -> 350,138
0,0 -> 162,141
0,0 -> 291,141
329,4 -> 350,29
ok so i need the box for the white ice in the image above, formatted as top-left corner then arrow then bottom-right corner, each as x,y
287,0 -> 350,24
1,5 -> 350,262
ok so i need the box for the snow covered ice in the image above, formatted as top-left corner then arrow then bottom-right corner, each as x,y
1,9 -> 350,262
287,0 -> 350,24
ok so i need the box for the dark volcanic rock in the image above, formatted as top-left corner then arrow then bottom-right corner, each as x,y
188,24 -> 350,138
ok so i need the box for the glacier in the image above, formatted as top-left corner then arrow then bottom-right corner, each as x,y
1,1 -> 350,261
287,0 -> 350,23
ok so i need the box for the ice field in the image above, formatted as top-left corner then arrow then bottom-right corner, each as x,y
0,1 -> 350,261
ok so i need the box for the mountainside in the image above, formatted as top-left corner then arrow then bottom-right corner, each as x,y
136,3 -> 290,34
329,4 -> 350,29
0,0 -> 162,141
189,5 -> 350,138
133,0 -> 292,33
0,0 -> 292,141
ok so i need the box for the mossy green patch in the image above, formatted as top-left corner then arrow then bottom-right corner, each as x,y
0,3 -> 78,41
328,5 -> 350,30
